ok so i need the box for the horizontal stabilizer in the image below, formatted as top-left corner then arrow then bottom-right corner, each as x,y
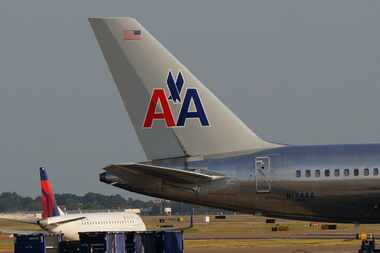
103,163 -> 225,185
41,216 -> 86,227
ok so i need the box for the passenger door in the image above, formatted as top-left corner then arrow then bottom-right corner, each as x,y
255,157 -> 271,193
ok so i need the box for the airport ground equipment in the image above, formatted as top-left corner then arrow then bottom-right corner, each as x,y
77,231 -> 183,253
58,241 -> 80,253
140,231 -> 183,253
14,233 -> 63,253
358,234 -> 380,253
79,232 -> 125,253
321,224 -> 337,230
271,224 -> 289,232
78,231 -> 183,253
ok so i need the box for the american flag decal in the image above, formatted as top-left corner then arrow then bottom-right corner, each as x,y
123,30 -> 142,40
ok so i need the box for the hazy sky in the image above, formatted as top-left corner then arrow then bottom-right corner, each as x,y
1,0 -> 380,198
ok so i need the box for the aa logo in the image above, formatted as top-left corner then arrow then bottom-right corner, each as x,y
143,71 -> 210,128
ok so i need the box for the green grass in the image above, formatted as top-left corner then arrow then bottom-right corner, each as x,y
0,219 -> 41,232
0,235 -> 13,253
185,239 -> 359,249
0,219 -> 42,253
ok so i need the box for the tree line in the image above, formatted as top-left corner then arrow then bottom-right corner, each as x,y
0,192 -> 225,215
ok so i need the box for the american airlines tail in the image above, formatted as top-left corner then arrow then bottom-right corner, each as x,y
89,17 -> 279,161
39,167 -> 62,219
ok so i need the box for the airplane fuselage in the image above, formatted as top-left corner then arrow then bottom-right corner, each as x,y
91,17 -> 380,225
103,144 -> 380,224
39,212 -> 146,240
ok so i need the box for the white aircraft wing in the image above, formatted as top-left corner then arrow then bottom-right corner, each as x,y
37,216 -> 87,229
0,214 -> 39,224
104,163 -> 225,185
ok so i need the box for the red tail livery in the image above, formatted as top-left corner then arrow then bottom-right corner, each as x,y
143,71 -> 209,128
39,167 -> 60,218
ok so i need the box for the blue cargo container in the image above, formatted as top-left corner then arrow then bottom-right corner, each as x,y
45,234 -> 64,253
79,230 -> 184,253
79,232 -> 126,253
58,240 -> 80,253
14,233 -> 64,253
124,231 -> 183,253
125,232 -> 140,253
162,231 -> 183,253
15,233 -> 46,253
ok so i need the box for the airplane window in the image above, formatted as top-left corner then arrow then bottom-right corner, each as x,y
374,168 -> 379,176
305,170 -> 311,178
296,170 -> 301,178
344,169 -> 349,176
315,170 -> 321,178
324,169 -> 330,177
364,168 -> 369,176
334,169 -> 339,177
354,168 -> 359,176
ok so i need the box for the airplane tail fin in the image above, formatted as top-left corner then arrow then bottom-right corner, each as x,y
89,17 -> 279,160
39,167 -> 61,219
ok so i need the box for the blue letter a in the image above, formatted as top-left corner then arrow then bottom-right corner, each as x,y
177,89 -> 209,127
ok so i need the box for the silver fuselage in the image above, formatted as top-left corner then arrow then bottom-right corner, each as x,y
102,144 -> 380,223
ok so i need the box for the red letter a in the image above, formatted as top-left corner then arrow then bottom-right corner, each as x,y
143,89 -> 176,128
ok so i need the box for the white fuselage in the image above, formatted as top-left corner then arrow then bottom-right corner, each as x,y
40,212 -> 146,240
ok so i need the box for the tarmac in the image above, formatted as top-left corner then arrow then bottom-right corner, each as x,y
0,214 -> 377,253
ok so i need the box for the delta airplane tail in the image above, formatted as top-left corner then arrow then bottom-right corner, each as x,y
39,167 -> 62,219
89,17 -> 279,160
